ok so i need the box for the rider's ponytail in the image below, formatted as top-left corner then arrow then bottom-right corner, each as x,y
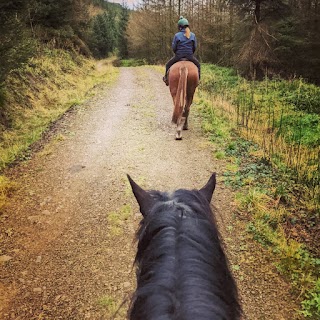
184,27 -> 191,39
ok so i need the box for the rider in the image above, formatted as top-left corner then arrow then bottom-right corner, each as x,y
163,16 -> 200,86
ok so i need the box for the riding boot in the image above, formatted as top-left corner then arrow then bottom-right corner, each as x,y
163,75 -> 169,86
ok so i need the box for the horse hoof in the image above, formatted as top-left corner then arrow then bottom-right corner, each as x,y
183,126 -> 188,130
175,132 -> 182,140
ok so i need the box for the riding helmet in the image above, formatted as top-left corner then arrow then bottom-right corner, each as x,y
178,16 -> 189,27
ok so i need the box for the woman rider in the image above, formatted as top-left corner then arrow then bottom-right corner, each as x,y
163,16 -> 200,85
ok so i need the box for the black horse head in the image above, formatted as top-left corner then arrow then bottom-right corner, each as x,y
128,173 -> 241,320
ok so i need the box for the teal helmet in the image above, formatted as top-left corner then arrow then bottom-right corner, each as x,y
178,16 -> 189,27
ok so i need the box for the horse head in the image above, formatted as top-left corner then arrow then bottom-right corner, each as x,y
127,173 -> 242,319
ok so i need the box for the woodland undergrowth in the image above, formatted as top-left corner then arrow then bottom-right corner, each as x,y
195,64 -> 320,318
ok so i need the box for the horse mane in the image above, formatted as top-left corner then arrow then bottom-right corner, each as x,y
129,188 -> 241,320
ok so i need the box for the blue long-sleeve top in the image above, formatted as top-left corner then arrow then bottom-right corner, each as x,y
172,28 -> 197,58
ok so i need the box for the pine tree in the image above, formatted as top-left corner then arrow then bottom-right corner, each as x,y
0,0 -> 34,85
118,5 -> 129,59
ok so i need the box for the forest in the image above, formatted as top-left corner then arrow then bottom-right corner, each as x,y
0,0 -> 319,318
1,0 -> 319,87
128,0 -> 320,83
1,0 -> 320,87
0,0 -> 128,99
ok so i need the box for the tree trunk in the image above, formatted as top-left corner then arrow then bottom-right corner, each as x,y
254,0 -> 262,23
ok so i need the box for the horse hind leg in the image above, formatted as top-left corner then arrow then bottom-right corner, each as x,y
176,101 -> 189,139
176,116 -> 186,140
183,107 -> 190,130
183,98 -> 193,130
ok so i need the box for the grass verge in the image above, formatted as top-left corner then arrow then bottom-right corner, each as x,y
0,49 -> 119,213
195,73 -> 320,318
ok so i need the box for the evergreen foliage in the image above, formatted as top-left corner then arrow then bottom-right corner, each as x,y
89,11 -> 118,58
30,0 -> 76,28
0,0 -> 129,130
0,0 -> 129,87
118,6 -> 130,58
0,1 -> 34,85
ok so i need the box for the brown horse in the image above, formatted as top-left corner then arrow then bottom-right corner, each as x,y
169,61 -> 199,140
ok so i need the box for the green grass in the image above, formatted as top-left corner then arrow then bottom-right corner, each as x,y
107,204 -> 132,236
214,150 -> 226,159
0,51 -> 119,172
230,149 -> 320,318
97,295 -> 127,319
201,63 -> 320,203
301,279 -> 320,318
276,113 -> 320,147
98,296 -> 117,309
197,63 -> 320,318
119,59 -> 148,67
194,92 -> 234,145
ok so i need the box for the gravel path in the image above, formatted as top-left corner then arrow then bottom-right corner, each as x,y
0,67 -> 299,319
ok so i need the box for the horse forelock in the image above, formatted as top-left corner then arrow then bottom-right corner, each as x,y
130,189 -> 241,320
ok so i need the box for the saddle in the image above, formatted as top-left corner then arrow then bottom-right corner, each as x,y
164,58 -> 199,86
167,58 -> 189,77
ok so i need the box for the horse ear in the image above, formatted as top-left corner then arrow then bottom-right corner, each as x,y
127,174 -> 155,217
199,173 -> 216,203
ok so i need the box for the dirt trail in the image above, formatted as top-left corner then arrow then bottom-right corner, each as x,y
0,66 -> 299,319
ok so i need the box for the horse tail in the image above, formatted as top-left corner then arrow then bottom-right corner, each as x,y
172,66 -> 188,124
